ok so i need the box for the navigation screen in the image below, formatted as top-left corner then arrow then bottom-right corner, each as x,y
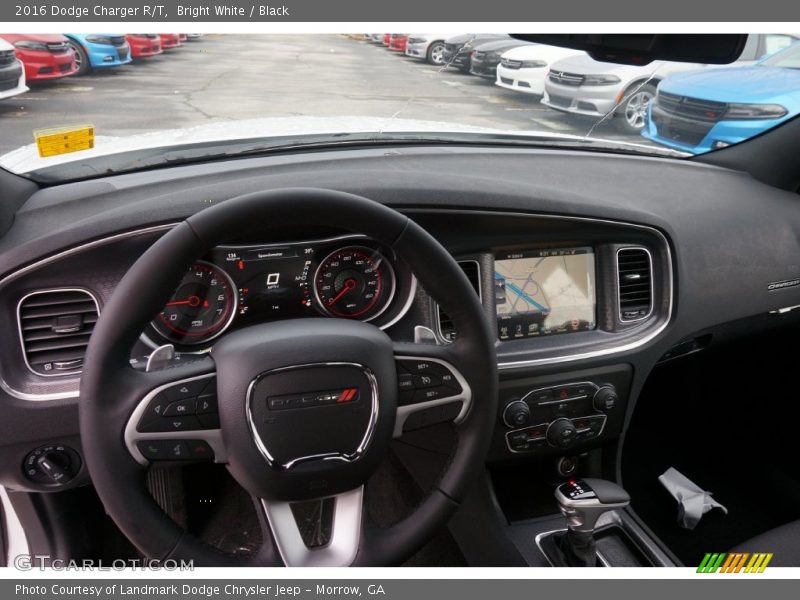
494,247 -> 596,340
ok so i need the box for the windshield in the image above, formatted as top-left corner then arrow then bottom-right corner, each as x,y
760,43 -> 800,68
0,33 -> 799,182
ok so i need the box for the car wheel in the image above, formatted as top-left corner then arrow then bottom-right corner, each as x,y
68,41 -> 90,76
615,83 -> 656,134
427,42 -> 445,65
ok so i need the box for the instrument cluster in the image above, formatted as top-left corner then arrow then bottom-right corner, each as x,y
144,236 -> 414,348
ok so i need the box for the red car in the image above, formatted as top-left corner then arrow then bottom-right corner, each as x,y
0,33 -> 77,81
178,34 -> 188,42
382,34 -> 391,46
125,34 -> 163,59
158,34 -> 183,49
389,34 -> 409,53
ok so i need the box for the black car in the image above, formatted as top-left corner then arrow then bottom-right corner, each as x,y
442,33 -> 508,71
469,39 -> 532,78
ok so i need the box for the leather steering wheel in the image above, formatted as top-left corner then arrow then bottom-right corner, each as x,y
79,189 -> 497,566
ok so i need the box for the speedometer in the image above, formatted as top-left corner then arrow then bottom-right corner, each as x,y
314,246 -> 395,321
151,261 -> 237,345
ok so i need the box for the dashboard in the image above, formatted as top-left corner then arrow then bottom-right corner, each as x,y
1,143 -> 800,494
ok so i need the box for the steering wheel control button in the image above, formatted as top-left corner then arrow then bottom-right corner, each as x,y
197,393 -> 218,414
136,440 -> 214,462
165,379 -> 208,402
402,401 -> 462,432
163,398 -> 197,417
23,445 -> 82,486
139,415 -> 202,433
395,359 -> 463,405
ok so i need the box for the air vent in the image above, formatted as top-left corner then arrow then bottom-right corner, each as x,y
438,261 -> 482,342
617,248 -> 653,322
17,289 -> 100,376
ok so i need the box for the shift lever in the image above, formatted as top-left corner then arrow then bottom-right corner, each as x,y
553,478 -> 630,567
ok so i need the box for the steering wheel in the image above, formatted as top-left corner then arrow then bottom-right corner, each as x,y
79,189 -> 497,566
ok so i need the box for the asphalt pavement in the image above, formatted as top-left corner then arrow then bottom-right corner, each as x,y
0,34 -> 634,156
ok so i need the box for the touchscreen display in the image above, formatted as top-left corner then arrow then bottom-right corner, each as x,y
494,247 -> 596,340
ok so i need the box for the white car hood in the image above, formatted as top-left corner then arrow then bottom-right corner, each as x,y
0,115 -> 682,175
500,44 -> 584,62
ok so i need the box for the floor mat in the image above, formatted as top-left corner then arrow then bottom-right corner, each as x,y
622,324 -> 800,566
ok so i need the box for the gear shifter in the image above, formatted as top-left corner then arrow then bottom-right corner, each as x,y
551,478 -> 630,567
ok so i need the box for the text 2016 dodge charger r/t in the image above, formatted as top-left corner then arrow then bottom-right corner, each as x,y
0,37 -> 27,99
0,34 -> 77,81
643,42 -> 800,154
1,34 -> 800,569
64,33 -> 132,75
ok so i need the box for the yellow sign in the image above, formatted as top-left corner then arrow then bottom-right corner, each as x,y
34,125 -> 95,158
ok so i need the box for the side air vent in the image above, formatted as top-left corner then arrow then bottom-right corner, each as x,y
17,289 -> 100,376
617,248 -> 653,322
438,261 -> 482,342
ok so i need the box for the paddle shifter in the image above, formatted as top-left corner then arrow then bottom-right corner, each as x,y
553,478 -> 630,567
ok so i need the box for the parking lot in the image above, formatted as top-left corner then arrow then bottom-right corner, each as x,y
0,34 -> 638,157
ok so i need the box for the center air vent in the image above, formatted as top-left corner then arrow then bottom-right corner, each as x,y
617,248 -> 653,322
18,289 -> 100,376
438,261 -> 482,342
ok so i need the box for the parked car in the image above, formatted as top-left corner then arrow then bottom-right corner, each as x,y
382,34 -> 391,46
64,34 -> 131,75
158,34 -> 182,49
0,34 -> 77,82
178,34 -> 188,43
0,37 -> 27,99
125,34 -> 163,59
404,33 -> 450,65
541,33 -> 799,133
468,39 -> 533,79
388,34 -> 409,53
186,34 -> 203,41
495,44 -> 584,95
643,42 -> 800,154
443,34 -> 509,72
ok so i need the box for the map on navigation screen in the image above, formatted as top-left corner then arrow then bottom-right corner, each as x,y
494,247 -> 596,340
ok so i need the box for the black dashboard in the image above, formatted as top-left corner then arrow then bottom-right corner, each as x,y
1,144 -> 800,493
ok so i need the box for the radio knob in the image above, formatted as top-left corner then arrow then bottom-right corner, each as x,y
502,399 -> 531,428
546,418 -> 577,448
593,386 -> 618,412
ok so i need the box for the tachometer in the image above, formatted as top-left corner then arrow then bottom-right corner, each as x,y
152,261 -> 237,345
314,246 -> 395,321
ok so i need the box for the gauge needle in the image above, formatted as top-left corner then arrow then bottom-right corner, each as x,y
328,278 -> 356,305
166,295 -> 201,307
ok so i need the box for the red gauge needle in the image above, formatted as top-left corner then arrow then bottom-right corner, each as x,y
166,295 -> 201,308
328,278 -> 357,306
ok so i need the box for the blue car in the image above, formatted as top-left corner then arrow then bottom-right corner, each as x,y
643,42 -> 800,154
64,34 -> 131,75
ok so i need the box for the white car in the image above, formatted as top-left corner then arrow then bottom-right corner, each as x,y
0,38 -> 28,101
404,33 -> 451,65
541,33 -> 800,133
495,44 -> 584,96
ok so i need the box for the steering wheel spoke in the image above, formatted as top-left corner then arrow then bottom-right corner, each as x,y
257,487 -> 364,567
123,357 -> 225,466
392,343 -> 472,437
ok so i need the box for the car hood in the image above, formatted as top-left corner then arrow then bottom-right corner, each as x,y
660,66 -> 800,103
0,33 -> 69,44
472,40 -> 529,53
0,116 -> 677,175
500,44 -> 582,61
549,53 -> 703,77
